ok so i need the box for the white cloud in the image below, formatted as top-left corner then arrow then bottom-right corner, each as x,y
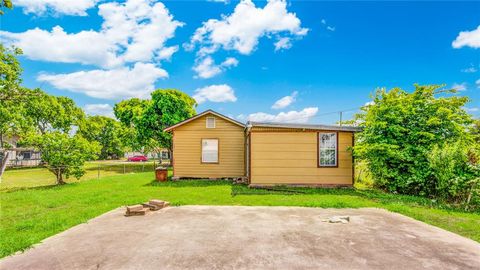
222,57 -> 239,67
14,0 -> 98,16
193,84 -> 237,104
188,0 -> 308,56
271,91 -> 298,109
364,101 -> 375,107
84,104 -> 115,118
193,56 -> 239,78
461,66 -> 477,73
465,107 -> 479,113
246,107 -> 318,123
321,18 -> 335,32
37,63 -> 167,100
2,0 -> 183,68
452,82 -> 467,91
1,26 -> 120,68
452,25 -> 480,49
274,37 -> 292,51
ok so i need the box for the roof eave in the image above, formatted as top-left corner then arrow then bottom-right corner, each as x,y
163,110 -> 245,132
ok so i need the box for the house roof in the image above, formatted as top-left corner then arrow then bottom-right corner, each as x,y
247,122 -> 362,132
163,109 -> 246,132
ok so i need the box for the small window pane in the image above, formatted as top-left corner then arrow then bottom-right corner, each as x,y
202,139 -> 218,163
319,133 -> 337,166
206,117 -> 215,128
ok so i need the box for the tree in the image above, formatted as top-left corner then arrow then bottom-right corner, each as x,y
0,45 -> 26,179
27,132 -> 100,185
139,89 -> 197,153
0,45 -> 25,148
354,84 -> 473,196
77,116 -> 125,160
25,88 -> 85,134
113,98 -> 149,152
0,0 -> 12,15
114,90 -> 197,159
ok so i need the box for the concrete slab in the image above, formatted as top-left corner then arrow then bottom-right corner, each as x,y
1,206 -> 479,270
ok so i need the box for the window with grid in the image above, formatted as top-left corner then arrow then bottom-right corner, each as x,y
202,139 -> 218,163
319,133 -> 337,167
206,117 -> 215,128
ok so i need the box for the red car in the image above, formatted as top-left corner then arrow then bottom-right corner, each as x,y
127,155 -> 148,162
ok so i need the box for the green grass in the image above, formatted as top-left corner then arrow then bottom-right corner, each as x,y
1,173 -> 479,258
0,161 -> 158,190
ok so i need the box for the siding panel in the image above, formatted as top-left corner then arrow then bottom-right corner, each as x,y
173,113 -> 245,178
250,131 -> 353,185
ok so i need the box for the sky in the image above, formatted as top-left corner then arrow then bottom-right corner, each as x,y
1,0 -> 479,124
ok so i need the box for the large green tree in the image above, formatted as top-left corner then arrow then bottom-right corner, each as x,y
24,88 -> 85,135
113,98 -> 150,152
27,132 -> 100,184
114,90 -> 197,158
354,84 -> 473,196
139,89 -> 197,153
0,45 -> 26,148
77,115 -> 125,160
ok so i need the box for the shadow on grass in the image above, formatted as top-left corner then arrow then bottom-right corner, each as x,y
230,184 -> 479,213
1,181 -> 81,193
145,179 -> 232,188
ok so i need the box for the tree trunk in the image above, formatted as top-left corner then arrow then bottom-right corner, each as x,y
56,168 -> 66,185
168,147 -> 173,166
0,151 -> 9,181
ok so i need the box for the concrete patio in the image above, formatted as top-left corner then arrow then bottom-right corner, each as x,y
1,206 -> 479,270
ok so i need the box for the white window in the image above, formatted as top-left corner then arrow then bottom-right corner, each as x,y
319,133 -> 337,167
206,117 -> 215,128
202,139 -> 218,163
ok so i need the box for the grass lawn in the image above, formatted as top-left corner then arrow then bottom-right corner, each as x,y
0,161 -> 158,190
1,172 -> 479,258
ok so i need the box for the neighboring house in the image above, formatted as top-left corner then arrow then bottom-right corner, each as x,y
164,110 -> 361,187
1,135 -> 42,168
125,149 -> 170,162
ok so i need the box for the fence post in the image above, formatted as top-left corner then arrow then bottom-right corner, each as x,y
142,162 -> 145,172
98,164 -> 100,179
153,160 -> 156,171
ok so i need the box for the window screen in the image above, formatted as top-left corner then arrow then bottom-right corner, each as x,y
202,139 -> 218,163
206,117 -> 215,128
319,133 -> 337,167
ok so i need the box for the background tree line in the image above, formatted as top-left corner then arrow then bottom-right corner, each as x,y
0,45 -> 197,184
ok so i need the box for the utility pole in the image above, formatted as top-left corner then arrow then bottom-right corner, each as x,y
339,111 -> 343,126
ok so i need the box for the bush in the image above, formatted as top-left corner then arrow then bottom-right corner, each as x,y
428,142 -> 480,208
354,84 -> 473,197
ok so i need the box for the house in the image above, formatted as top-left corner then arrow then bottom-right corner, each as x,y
164,110 -> 361,187
164,110 -> 245,179
0,135 -> 42,168
125,149 -> 170,162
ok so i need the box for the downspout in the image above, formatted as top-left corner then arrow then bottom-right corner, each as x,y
245,123 -> 252,183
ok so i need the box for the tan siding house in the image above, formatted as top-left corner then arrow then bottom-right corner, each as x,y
164,110 -> 361,186
165,110 -> 245,179
249,125 -> 355,186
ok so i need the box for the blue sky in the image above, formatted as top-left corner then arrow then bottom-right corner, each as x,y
1,0 -> 479,124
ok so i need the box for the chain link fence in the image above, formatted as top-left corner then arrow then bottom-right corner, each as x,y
0,161 -> 168,190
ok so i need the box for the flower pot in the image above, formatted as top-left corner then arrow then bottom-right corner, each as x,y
155,167 -> 168,182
